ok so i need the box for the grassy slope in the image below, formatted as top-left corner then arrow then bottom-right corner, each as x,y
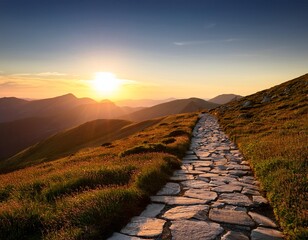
0,112 -> 199,240
212,74 -> 308,239
0,118 -> 163,173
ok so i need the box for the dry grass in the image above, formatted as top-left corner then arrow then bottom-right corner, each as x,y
0,112 -> 199,239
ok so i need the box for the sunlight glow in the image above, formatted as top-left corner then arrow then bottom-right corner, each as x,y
92,72 -> 120,94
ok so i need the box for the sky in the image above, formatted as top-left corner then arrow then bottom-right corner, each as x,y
0,0 -> 307,100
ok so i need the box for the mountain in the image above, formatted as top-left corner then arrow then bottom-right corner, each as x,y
121,97 -> 219,122
0,93 -> 95,123
0,94 -> 139,160
114,98 -> 177,107
209,94 -> 242,104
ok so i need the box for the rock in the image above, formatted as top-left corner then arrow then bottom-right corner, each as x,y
211,176 -> 237,183
185,150 -> 194,154
248,212 -> 277,228
242,188 -> 260,195
162,205 -> 209,220
261,95 -> 271,103
181,180 -> 212,189
194,167 -> 211,172
227,164 -> 250,171
173,169 -> 204,175
242,100 -> 253,108
107,232 -> 143,240
183,155 -> 198,160
221,231 -> 249,240
212,184 -> 242,193
170,220 -> 223,240
229,170 -> 248,176
218,193 -> 253,206
120,217 -> 165,238
195,151 -> 211,158
150,196 -> 207,205
170,174 -> 194,181
209,180 -> 226,186
251,227 -> 284,240
193,161 -> 213,167
233,181 -> 259,190
140,204 -> 165,218
209,208 -> 255,226
216,146 -> 230,151
157,182 -> 180,196
253,195 -> 269,205
184,189 -> 217,202
199,173 -> 219,178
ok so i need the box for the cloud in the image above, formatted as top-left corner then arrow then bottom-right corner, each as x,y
36,72 -> 68,76
11,72 -> 69,77
173,40 -> 210,46
204,23 -> 216,29
173,38 -> 242,46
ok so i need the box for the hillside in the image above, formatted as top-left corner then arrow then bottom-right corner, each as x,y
0,118 -> 163,172
115,98 -> 177,107
209,94 -> 242,104
122,97 -> 219,121
212,74 -> 308,238
0,112 -> 199,239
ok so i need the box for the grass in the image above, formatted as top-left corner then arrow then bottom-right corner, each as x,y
0,112 -> 199,239
212,74 -> 308,239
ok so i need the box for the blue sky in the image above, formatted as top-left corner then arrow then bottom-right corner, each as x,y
0,0 -> 307,100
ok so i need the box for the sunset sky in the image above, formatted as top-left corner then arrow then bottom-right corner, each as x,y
0,0 -> 307,100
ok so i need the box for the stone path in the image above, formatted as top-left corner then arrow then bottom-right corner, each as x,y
108,114 -> 284,240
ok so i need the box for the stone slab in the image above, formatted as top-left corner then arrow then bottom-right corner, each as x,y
209,208 -> 255,226
162,205 -> 209,220
170,174 -> 194,181
170,220 -> 224,240
251,227 -> 284,240
184,188 -> 217,202
213,184 -> 242,193
218,193 -> 253,207
199,173 -> 220,178
120,217 -> 165,238
183,155 -> 198,160
156,182 -> 180,196
248,212 -> 277,228
253,195 -> 269,205
107,232 -> 144,240
221,231 -> 249,240
150,196 -> 207,205
181,180 -> 212,189
140,204 -> 165,218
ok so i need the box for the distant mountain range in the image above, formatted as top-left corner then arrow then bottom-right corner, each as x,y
0,94 -> 223,160
122,98 -> 219,122
209,94 -> 242,104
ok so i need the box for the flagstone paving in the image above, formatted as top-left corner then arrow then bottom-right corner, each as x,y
108,113 -> 284,240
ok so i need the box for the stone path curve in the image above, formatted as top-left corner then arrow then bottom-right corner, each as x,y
108,113 -> 285,240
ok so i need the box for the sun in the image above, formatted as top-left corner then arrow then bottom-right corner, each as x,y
92,72 -> 120,94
